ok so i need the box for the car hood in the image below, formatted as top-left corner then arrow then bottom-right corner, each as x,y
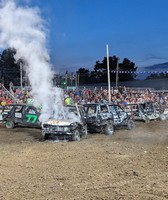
43,119 -> 77,126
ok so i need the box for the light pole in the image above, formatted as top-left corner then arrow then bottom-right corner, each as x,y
75,71 -> 78,87
106,44 -> 111,102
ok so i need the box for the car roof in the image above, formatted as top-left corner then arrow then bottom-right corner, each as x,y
108,104 -> 120,106
83,103 -> 107,106
66,105 -> 84,109
4,103 -> 27,106
3,104 -> 36,108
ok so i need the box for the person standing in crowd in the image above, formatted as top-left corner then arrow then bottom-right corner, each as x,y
1,96 -> 6,106
65,95 -> 72,105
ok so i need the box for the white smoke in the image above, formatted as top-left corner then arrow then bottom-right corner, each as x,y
0,0 -> 68,123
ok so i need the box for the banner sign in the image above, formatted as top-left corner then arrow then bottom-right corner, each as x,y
111,70 -> 168,74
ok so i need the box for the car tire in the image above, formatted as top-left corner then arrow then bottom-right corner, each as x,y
5,120 -> 15,129
82,125 -> 88,138
166,113 -> 168,119
159,113 -> 166,121
72,129 -> 81,141
104,123 -> 114,135
127,119 -> 135,130
145,117 -> 150,123
40,133 -> 49,141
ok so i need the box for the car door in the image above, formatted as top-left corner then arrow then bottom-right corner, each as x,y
22,106 -> 40,126
13,105 -> 24,124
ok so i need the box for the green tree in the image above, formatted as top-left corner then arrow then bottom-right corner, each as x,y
76,68 -> 90,85
91,56 -> 118,83
146,72 -> 168,80
118,58 -> 137,81
0,48 -> 20,88
91,56 -> 137,83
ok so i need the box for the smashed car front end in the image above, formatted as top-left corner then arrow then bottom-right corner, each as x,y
41,119 -> 81,140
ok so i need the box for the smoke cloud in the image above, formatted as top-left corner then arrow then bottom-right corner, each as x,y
0,0 -> 69,123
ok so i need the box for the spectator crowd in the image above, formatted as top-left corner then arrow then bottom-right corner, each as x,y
64,86 -> 168,108
0,82 -> 168,109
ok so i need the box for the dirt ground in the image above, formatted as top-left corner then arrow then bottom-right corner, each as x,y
0,120 -> 168,200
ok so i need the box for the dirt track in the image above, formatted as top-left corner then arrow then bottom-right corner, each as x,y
0,121 -> 168,200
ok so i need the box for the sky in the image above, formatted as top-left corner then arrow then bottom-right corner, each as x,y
9,0 -> 168,73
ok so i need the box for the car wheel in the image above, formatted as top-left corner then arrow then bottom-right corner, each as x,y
127,119 -> 135,130
72,129 -> 80,141
166,113 -> 168,119
159,113 -> 166,121
145,117 -> 150,123
5,120 -> 15,129
40,133 -> 49,141
104,123 -> 114,135
83,125 -> 88,138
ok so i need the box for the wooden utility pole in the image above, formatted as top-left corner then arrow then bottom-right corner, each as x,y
116,58 -> 119,89
20,62 -> 23,90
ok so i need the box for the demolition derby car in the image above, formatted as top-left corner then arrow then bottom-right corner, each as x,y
1,104 -> 41,128
108,104 -> 135,130
83,102 -> 135,135
83,103 -> 114,135
124,102 -> 166,123
41,105 -> 87,141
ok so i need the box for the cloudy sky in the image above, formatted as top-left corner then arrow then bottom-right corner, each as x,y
9,0 -> 168,72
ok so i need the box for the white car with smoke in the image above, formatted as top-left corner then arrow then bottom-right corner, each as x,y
41,105 -> 87,141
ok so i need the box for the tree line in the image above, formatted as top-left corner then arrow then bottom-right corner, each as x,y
76,56 -> 137,85
0,48 -> 21,88
0,48 -> 165,88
